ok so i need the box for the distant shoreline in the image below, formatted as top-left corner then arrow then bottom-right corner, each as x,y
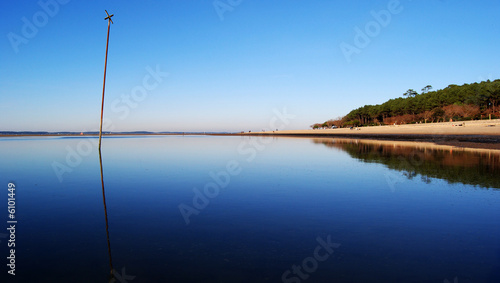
2,119 -> 499,150
0,132 -> 229,137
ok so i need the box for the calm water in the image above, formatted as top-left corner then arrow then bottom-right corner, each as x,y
0,136 -> 499,282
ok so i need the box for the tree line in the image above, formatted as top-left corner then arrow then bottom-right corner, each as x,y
312,79 -> 500,129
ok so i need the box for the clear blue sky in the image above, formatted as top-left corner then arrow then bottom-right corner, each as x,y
1,0 -> 499,132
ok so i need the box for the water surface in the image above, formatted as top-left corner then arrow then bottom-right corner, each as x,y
0,136 -> 499,282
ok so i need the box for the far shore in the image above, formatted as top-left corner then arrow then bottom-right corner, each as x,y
2,119 -> 499,150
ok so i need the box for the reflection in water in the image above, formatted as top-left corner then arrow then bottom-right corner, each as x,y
2,136 -> 499,282
99,148 -> 114,282
313,138 -> 500,189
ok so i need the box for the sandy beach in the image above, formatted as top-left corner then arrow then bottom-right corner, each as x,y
242,119 -> 500,150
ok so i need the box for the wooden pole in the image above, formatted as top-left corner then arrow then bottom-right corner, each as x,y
99,10 -> 114,150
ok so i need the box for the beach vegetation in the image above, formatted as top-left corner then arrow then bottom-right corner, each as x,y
317,79 -> 500,127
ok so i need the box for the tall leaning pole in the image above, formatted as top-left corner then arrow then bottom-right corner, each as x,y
99,10 -> 114,150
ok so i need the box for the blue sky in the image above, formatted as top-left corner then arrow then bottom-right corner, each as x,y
1,0 -> 499,132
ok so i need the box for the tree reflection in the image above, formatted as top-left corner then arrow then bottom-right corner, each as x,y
313,138 -> 500,189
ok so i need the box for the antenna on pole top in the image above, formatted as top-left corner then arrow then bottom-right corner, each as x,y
99,10 -> 114,150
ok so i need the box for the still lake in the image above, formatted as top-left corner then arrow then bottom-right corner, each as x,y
0,135 -> 499,282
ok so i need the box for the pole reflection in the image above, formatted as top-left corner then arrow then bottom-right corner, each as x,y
99,148 -> 115,282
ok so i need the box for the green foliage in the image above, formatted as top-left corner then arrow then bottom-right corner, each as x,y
421,85 -> 433,94
403,89 -> 418,98
329,80 -> 500,127
311,123 -> 321,129
348,119 -> 361,126
431,108 -> 445,121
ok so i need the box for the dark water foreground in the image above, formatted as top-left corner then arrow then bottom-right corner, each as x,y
0,136 -> 499,282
